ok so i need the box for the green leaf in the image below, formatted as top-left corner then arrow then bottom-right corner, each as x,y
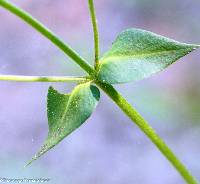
27,82 -> 100,165
97,28 -> 199,84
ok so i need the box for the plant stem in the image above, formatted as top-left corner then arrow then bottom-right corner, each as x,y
96,81 -> 198,184
0,75 -> 87,82
88,0 -> 100,70
0,1 -> 198,183
0,0 -> 94,75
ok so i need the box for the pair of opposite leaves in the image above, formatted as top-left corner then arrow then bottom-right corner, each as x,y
28,28 -> 199,164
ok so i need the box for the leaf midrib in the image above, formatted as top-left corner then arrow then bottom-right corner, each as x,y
100,47 -> 193,64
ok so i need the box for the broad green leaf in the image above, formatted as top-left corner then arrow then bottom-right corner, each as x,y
27,82 -> 100,165
97,28 -> 199,84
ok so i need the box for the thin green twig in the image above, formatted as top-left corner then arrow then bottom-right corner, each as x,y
0,0 -> 198,183
96,81 -> 198,184
88,0 -> 100,70
0,0 -> 94,75
0,75 -> 88,82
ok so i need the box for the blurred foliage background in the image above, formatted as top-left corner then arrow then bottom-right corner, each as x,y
0,0 -> 200,183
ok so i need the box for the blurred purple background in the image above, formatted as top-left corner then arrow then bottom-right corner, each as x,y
0,0 -> 200,183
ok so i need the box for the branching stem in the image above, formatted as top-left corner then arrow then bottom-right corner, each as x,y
0,75 -> 87,82
88,0 -> 100,70
0,0 -> 198,183
0,0 -> 94,75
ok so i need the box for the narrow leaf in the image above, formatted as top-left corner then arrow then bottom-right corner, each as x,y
27,82 -> 100,165
97,28 -> 199,84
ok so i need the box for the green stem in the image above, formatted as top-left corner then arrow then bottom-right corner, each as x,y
0,0 -> 94,75
96,81 -> 198,184
88,0 -> 100,70
0,0 -> 198,183
0,75 -> 87,82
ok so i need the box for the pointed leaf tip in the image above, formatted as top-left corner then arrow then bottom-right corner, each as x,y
97,28 -> 199,84
28,83 -> 100,164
